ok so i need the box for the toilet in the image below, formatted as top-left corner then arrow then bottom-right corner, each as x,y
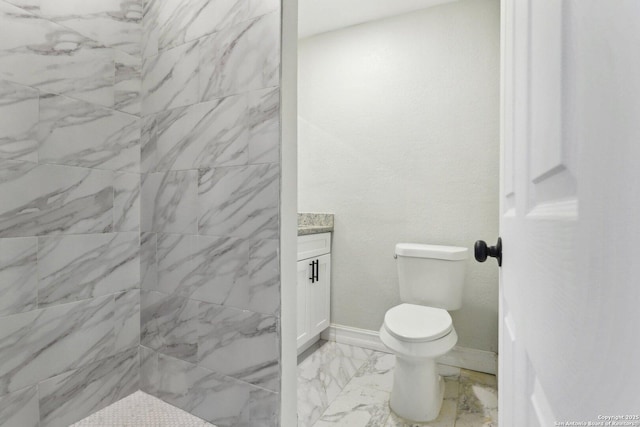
380,243 -> 468,422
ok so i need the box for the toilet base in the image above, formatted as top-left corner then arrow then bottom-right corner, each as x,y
389,355 -> 445,422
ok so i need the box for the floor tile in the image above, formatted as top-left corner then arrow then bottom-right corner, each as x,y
297,341 -> 369,427
455,370 -> 498,427
313,385 -> 390,427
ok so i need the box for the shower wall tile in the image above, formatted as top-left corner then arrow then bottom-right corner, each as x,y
247,0 -> 280,20
143,0 -> 247,55
141,0 -> 159,58
140,290 -> 199,362
141,170 -> 198,234
38,93 -> 140,172
0,237 -> 37,316
0,1 -> 115,107
37,232 -> 139,307
140,114 -> 157,172
39,347 -> 139,427
0,385 -> 39,427
115,50 -> 142,115
198,303 -> 279,392
37,0 -> 143,56
114,290 -> 140,352
198,163 -> 279,239
140,345 -> 159,395
152,352 -> 279,427
189,371 -> 279,427
141,40 -> 200,116
0,294 -> 115,395
114,172 -> 140,232
248,87 -> 280,164
239,238 -> 280,315
0,160 -> 113,238
140,232 -> 157,290
0,80 -> 38,162
152,94 -> 249,171
156,233 -> 196,296
199,12 -> 280,101
190,235 -> 249,304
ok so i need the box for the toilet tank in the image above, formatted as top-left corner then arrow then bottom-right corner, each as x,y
395,243 -> 468,310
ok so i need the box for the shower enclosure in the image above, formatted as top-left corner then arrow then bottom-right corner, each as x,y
0,0 -> 282,425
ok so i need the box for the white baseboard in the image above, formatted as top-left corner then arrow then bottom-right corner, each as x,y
321,323 -> 498,375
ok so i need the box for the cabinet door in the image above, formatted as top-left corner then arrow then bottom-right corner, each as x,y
308,254 -> 331,336
296,259 -> 311,348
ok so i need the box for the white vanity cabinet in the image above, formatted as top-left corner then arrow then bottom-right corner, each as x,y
297,232 -> 331,353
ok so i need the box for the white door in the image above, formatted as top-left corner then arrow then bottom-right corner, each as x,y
500,0 -> 640,424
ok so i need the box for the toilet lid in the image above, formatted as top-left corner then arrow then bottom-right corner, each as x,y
384,304 -> 453,343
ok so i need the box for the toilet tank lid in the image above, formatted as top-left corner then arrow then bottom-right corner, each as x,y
395,243 -> 468,260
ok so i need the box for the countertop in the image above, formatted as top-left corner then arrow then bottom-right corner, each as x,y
298,213 -> 334,236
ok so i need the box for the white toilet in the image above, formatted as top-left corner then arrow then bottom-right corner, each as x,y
380,243 -> 468,422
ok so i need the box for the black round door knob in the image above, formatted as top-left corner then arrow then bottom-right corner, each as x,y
474,238 -> 502,267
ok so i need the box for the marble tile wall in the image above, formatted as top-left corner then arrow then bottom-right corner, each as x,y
0,0 -> 143,426
0,0 -> 282,425
139,0 -> 282,426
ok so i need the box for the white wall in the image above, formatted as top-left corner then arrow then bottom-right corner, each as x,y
298,0 -> 500,352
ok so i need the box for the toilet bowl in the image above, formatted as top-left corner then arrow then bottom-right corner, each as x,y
381,244 -> 467,422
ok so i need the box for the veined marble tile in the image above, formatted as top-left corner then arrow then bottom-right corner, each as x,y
0,294 -> 115,395
0,385 -> 39,427
114,172 -> 140,232
247,86 -> 280,164
455,370 -> 498,427
38,93 -> 140,172
0,2 -> 114,107
313,385 -> 390,427
140,114 -> 157,173
297,342 -> 369,427
198,163 -> 279,239
142,40 -> 199,116
141,0 -> 159,58
198,303 -> 279,392
199,12 -> 280,101
140,232 -> 158,290
0,80 -> 38,162
344,352 -> 395,393
0,237 -> 37,316
155,234 -> 249,303
189,235 -> 249,304
37,0 -> 143,57
145,0 -> 247,55
247,0 -> 280,20
39,347 -> 139,427
139,345 -> 159,395
225,237 -> 280,315
149,352 -> 278,427
115,50 -> 142,115
156,232 -> 196,295
37,232 -> 139,307
152,94 -> 249,171
140,290 -> 199,362
141,170 -> 198,234
2,0 -> 38,13
114,289 -> 140,352
0,160 -> 113,237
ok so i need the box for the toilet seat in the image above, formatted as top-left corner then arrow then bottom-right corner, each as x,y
383,303 -> 453,343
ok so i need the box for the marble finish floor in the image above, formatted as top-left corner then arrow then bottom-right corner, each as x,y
298,341 -> 498,427
72,391 -> 216,427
